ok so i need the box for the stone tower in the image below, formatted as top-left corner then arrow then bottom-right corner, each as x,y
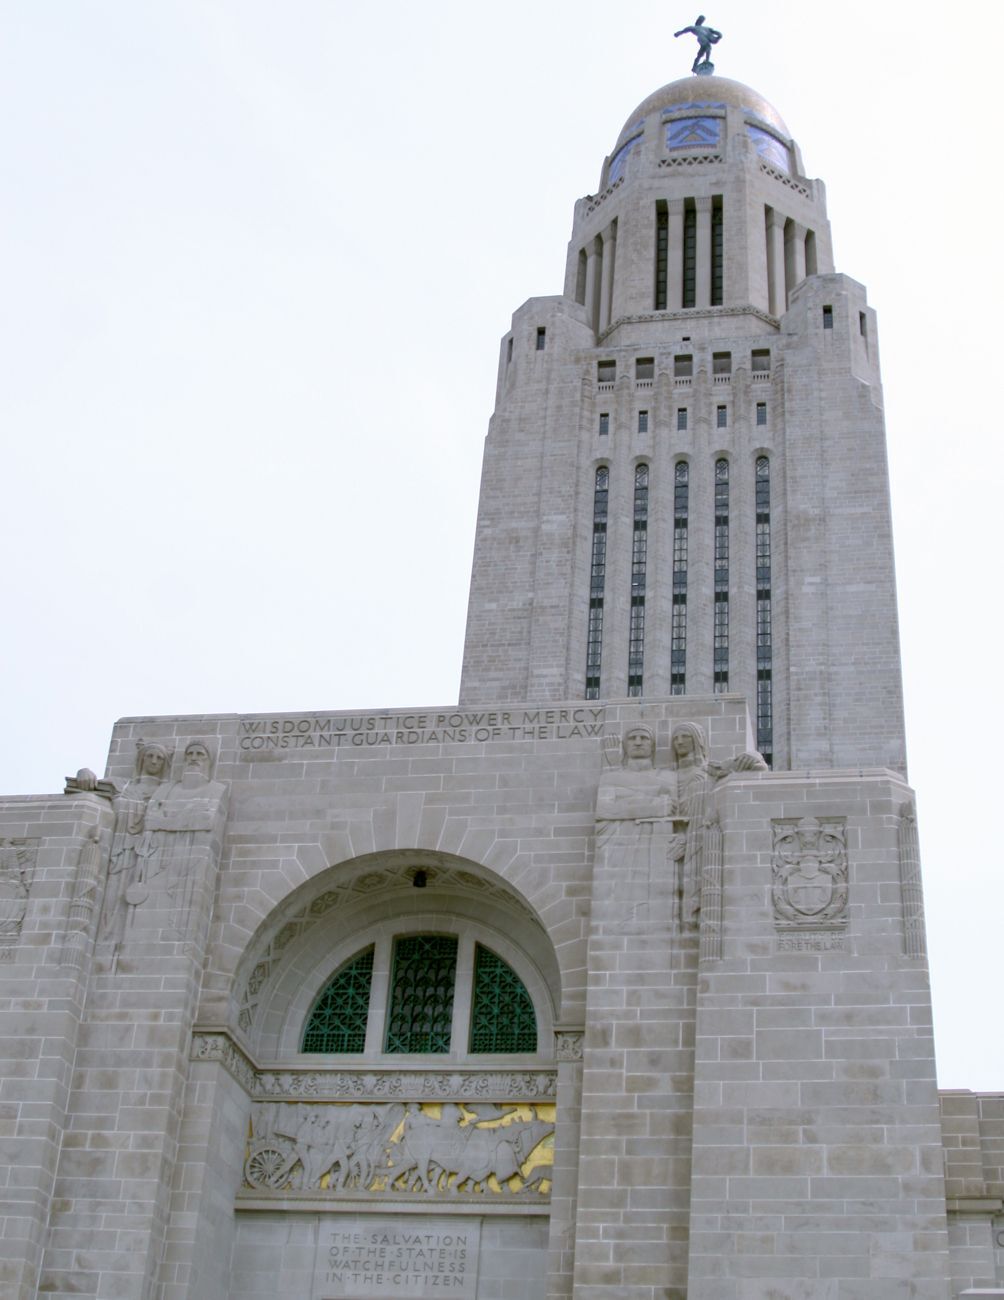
460,75 -> 906,776
3,67 -> 1002,1300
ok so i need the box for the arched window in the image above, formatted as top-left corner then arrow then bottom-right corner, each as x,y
301,946 -> 374,1053
470,944 -> 537,1052
301,934 -> 538,1056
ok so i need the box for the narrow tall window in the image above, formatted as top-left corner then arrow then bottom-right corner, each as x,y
598,412 -> 610,436
682,202 -> 697,308
711,197 -> 724,306
713,459 -> 729,693
677,408 -> 688,431
385,935 -> 458,1054
822,305 -> 833,329
756,402 -> 767,426
536,327 -> 546,350
716,405 -> 727,429
755,456 -> 773,766
585,467 -> 609,699
638,410 -> 649,434
627,464 -> 649,696
671,461 -> 689,694
655,202 -> 669,310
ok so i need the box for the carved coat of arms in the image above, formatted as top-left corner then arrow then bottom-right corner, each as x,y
772,817 -> 847,930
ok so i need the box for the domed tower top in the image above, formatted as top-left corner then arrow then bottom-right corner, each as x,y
562,71 -> 831,335
614,75 -> 789,151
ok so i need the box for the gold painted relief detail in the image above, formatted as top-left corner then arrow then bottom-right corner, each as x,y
242,1100 -> 554,1200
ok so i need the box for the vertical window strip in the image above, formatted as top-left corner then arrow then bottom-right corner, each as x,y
711,198 -> 724,306
627,464 -> 649,696
671,461 -> 689,694
755,456 -> 773,766
585,467 -> 609,699
384,935 -> 458,1054
713,458 -> 729,692
655,203 -> 668,310
682,204 -> 697,308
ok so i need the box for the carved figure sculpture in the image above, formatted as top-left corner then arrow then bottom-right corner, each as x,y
596,727 -> 682,922
670,722 -> 766,924
673,14 -> 723,73
242,1100 -> 554,1197
139,740 -> 228,939
0,842 -> 35,943
384,1103 -> 553,1195
596,723 -> 764,927
99,741 -> 170,942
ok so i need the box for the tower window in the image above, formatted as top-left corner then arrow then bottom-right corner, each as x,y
823,305 -> 833,329
638,410 -> 649,434
585,466 -> 609,699
713,351 -> 732,376
636,357 -> 654,381
536,327 -> 546,350
752,348 -> 771,373
627,463 -> 649,697
711,196 -> 724,306
506,337 -> 513,364
674,354 -> 693,378
597,360 -> 616,385
859,311 -> 867,338
717,406 -> 727,429
599,412 -> 610,436
682,201 -> 697,308
671,461 -> 689,695
755,456 -> 773,767
677,408 -> 688,431
756,402 -> 767,426
655,202 -> 669,310
713,458 -> 729,693
385,934 -> 458,1054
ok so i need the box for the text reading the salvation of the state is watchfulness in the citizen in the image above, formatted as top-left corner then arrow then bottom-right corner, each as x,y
239,709 -> 605,751
313,1221 -> 479,1298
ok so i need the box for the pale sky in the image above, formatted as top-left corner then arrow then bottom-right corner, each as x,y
2,1 -> 1001,1088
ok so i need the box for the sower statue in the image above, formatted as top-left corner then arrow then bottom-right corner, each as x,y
674,14 -> 722,73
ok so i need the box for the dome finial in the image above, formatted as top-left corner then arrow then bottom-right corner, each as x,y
673,13 -> 723,76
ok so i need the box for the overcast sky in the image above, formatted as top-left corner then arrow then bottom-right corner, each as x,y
2,1 -> 1001,1088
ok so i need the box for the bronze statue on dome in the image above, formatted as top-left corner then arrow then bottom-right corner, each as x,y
674,14 -> 722,75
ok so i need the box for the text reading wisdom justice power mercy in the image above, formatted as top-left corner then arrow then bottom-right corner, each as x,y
239,708 -> 605,751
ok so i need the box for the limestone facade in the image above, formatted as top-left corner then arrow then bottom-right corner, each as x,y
2,73 -> 1001,1300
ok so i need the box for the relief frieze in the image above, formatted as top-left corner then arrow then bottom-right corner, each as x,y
242,1100 -> 554,1201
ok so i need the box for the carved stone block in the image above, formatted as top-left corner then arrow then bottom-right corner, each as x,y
771,816 -> 848,932
0,839 -> 38,953
241,1099 -> 554,1201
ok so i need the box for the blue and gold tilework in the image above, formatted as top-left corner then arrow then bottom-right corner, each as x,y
747,122 -> 791,173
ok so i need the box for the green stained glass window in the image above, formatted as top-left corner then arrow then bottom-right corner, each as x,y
301,946 -> 374,1053
384,934 -> 458,1054
469,944 -> 537,1053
